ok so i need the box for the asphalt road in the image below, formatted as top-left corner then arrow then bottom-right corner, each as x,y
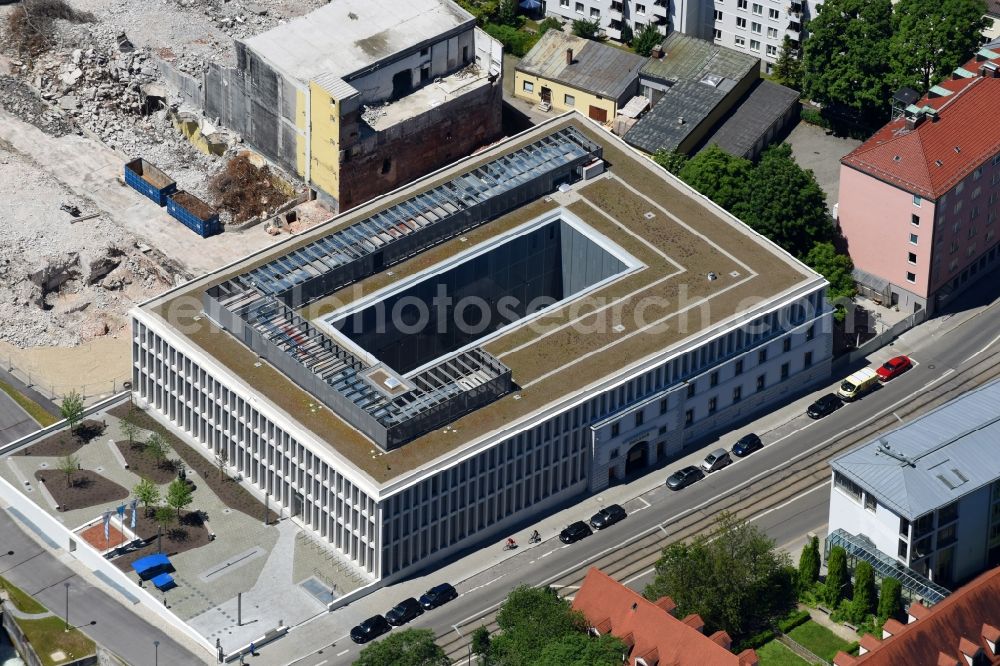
0,510 -> 203,666
282,284 -> 1000,666
0,391 -> 39,445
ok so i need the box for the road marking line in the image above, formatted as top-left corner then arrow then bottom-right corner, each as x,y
893,412 -> 903,422
622,567 -> 655,586
967,331 -> 1000,362
638,497 -> 651,509
658,524 -> 669,536
746,484 -> 827,523
453,625 -> 462,638
330,654 -> 343,660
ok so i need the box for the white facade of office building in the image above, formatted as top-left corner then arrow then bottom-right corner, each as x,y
828,380 -> 1000,589
132,285 -> 831,584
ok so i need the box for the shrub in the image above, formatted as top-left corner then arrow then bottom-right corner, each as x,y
778,610 -> 811,634
571,18 -> 601,39
739,629 -> 776,651
800,107 -> 829,128
537,16 -> 564,35
846,640 -> 861,655
484,23 -> 539,56
824,546 -> 850,606
6,0 -> 94,59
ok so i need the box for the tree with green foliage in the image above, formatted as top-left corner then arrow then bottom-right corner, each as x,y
485,23 -> 539,56
741,144 -> 833,258
153,505 -> 173,552
644,512 -> 795,641
119,410 -> 139,445
620,22 -> 634,45
805,242 -> 855,301
471,626 -> 492,660
848,561 -> 878,622
571,18 -> 601,40
652,149 -> 687,174
798,535 -> 821,592
802,0 -> 894,125
536,632 -> 628,665
889,0 -> 987,92
876,578 -> 904,623
631,24 -> 662,56
824,546 -> 851,607
772,35 -> 803,90
355,628 -> 449,666
133,478 -> 160,516
145,432 -> 168,466
166,478 -> 193,519
677,145 -> 753,213
537,16 -> 564,36
58,454 -> 79,488
490,586 -> 587,665
496,0 -> 518,27
60,390 -> 84,434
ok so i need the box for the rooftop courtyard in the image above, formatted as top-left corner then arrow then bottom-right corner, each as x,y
140,114 -> 818,485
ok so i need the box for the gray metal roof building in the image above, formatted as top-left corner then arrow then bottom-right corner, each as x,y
831,378 -> 1000,520
641,33 -> 759,85
515,30 -> 647,100
702,80 -> 800,160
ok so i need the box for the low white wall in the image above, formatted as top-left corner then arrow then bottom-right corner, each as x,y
0,474 -> 216,659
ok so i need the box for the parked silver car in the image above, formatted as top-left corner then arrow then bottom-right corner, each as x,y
700,448 -> 732,473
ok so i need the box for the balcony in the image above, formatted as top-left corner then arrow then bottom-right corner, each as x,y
610,2 -> 623,19
652,0 -> 668,15
786,22 -> 801,39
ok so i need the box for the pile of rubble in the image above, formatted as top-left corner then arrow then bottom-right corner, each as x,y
0,146 -> 174,348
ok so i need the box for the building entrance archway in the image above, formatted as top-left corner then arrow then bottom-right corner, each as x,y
625,441 -> 649,475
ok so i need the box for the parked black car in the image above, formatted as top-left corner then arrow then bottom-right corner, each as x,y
559,521 -> 593,543
419,583 -> 459,610
807,393 -> 843,419
385,597 -> 424,626
590,504 -> 627,530
350,615 -> 391,643
732,433 -> 763,457
666,465 -> 705,490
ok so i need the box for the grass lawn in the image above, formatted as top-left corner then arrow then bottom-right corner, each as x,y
757,640 -> 813,666
0,575 -> 47,614
787,620 -> 851,662
0,379 -> 58,427
15,616 -> 96,666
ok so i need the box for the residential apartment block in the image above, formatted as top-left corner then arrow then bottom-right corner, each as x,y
201,0 -> 502,211
132,115 -> 832,588
545,0 -> 674,43
834,567 -> 1000,666
838,41 -> 1000,314
708,0 -> 820,70
573,567 -> 760,665
828,379 -> 1000,591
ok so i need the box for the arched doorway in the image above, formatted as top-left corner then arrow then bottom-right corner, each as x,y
625,441 -> 649,475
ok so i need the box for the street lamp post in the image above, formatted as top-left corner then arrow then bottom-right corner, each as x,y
154,640 -> 159,666
63,582 -> 70,631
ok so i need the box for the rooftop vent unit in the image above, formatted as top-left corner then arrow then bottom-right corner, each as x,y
904,112 -> 927,131
980,61 -> 1000,78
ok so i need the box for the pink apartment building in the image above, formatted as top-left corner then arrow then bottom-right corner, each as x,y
837,42 -> 1000,314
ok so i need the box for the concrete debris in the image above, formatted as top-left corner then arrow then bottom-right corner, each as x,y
361,102 -> 390,127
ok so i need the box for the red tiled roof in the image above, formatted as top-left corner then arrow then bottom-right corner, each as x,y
841,52 -> 1000,200
848,567 -> 1000,665
571,567 -> 757,666
909,601 -> 932,621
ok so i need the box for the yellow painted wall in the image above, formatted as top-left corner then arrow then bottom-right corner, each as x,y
307,81 -> 342,201
513,71 -> 618,122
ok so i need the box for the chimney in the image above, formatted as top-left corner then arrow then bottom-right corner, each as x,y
651,45 -> 663,59
980,61 -> 999,78
904,111 -> 926,131
566,48 -> 574,65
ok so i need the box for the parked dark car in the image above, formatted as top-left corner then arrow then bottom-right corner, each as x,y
350,615 -> 391,643
807,393 -> 843,419
385,597 -> 424,626
666,465 -> 705,490
559,521 -> 594,543
419,583 -> 458,610
590,504 -> 627,530
732,433 -> 763,457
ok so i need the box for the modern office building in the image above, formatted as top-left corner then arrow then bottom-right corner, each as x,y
132,114 -> 832,586
838,40 -> 1000,314
828,378 -> 1000,591
710,0 -> 822,70
201,0 -> 502,211
833,567 -> 1000,666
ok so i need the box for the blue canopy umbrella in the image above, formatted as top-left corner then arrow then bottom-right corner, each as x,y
519,0 -> 543,10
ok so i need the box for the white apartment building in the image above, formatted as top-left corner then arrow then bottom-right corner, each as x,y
710,0 -> 822,70
132,115 -> 832,589
828,379 -> 1000,591
544,0 -> 678,42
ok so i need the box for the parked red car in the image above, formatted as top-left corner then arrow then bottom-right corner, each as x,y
876,355 -> 912,381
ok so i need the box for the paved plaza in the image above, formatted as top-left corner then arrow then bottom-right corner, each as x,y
1,406 -> 369,653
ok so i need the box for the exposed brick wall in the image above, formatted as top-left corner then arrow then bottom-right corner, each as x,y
338,80 -> 502,211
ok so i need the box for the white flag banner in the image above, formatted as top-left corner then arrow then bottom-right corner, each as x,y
130,498 -> 139,530
102,511 -> 111,541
